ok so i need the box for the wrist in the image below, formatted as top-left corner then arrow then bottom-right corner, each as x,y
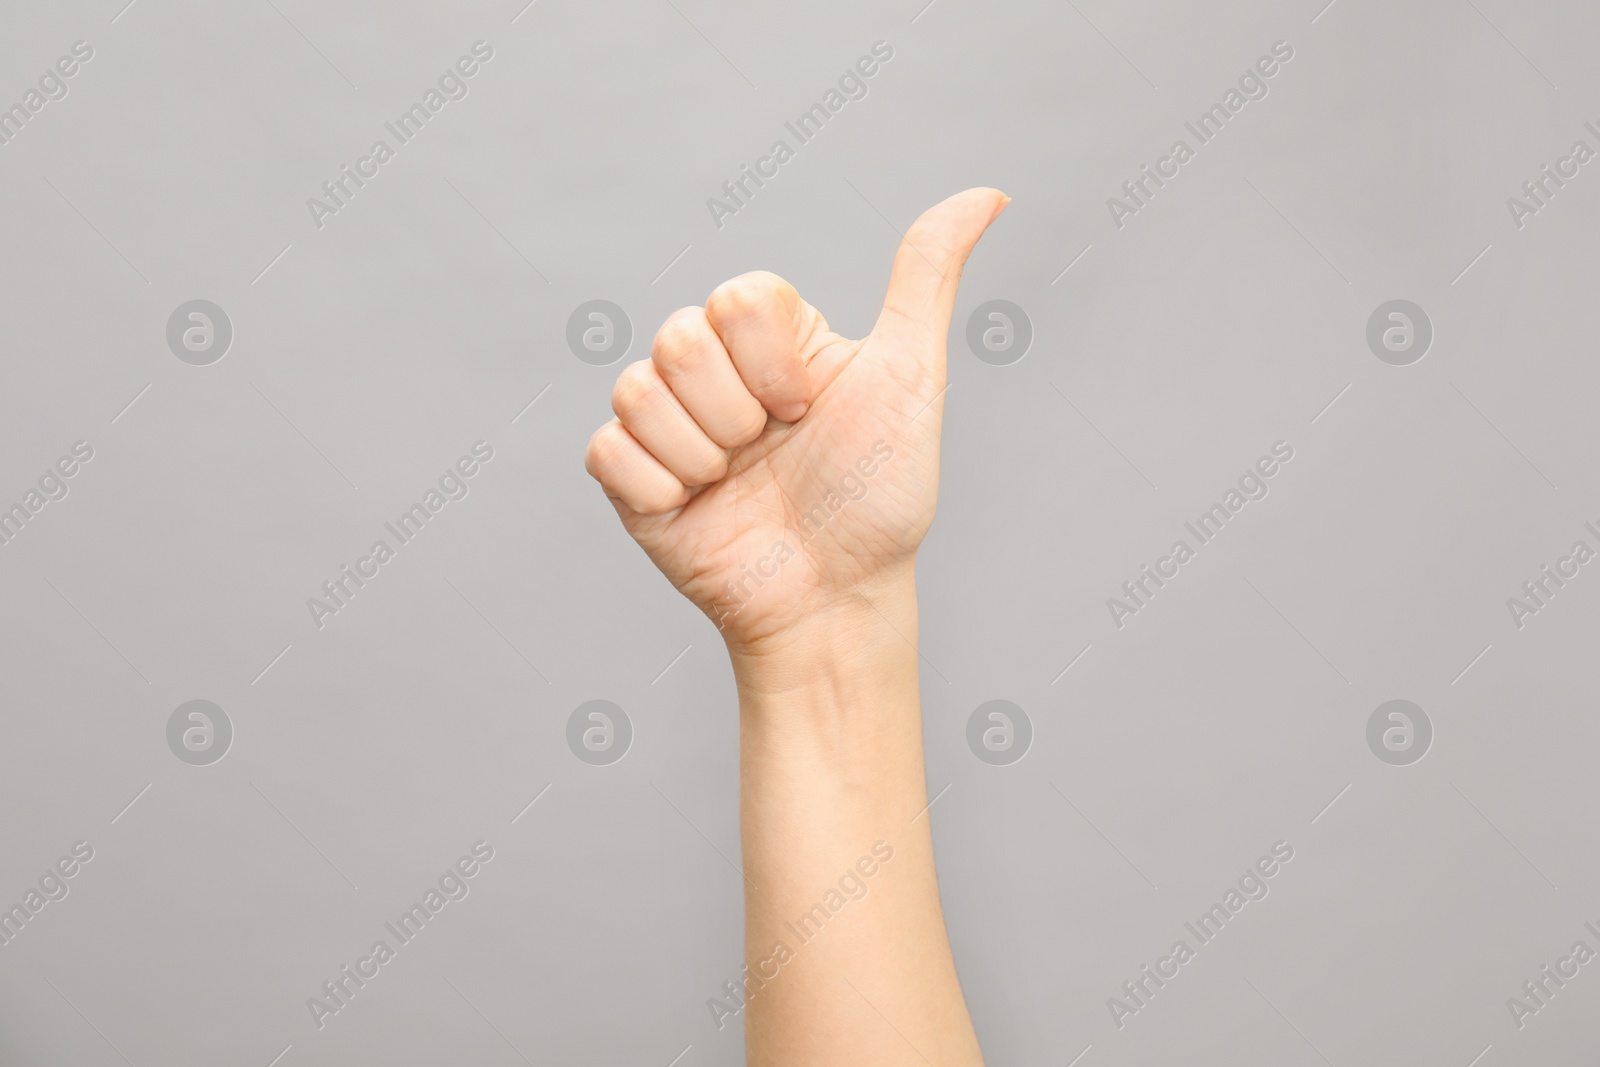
732,565 -> 929,816
726,565 -> 919,703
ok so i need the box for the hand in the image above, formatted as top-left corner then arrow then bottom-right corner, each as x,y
585,188 -> 1009,654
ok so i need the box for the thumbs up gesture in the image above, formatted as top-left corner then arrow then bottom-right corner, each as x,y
586,188 -> 1009,652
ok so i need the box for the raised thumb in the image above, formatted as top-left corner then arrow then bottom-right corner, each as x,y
870,187 -> 1010,351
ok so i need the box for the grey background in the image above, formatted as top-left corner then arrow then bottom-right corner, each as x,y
1,0 -> 1597,1063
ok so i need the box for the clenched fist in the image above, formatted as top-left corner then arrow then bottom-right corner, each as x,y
585,188 -> 1009,653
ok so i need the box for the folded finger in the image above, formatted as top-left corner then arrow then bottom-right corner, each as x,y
704,271 -> 811,422
583,420 -> 690,515
612,359 -> 729,486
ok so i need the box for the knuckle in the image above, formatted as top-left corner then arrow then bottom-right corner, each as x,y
610,362 -> 657,418
686,449 -> 729,486
747,362 -> 797,399
651,309 -> 705,372
725,406 -> 767,446
639,482 -> 687,515
723,399 -> 771,447
706,273 -> 774,324
583,424 -> 622,480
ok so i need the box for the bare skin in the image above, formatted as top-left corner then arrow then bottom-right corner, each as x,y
586,187 -> 1008,1065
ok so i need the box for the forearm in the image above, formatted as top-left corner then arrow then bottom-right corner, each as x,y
733,572 -> 983,1066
